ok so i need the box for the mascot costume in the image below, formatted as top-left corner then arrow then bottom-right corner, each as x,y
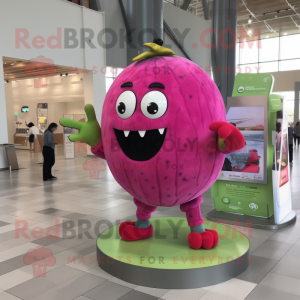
60,39 -> 245,250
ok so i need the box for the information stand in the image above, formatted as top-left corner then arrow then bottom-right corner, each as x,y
207,74 -> 296,229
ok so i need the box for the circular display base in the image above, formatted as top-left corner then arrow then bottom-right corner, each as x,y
97,217 -> 250,289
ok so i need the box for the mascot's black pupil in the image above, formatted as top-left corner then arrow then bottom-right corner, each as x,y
118,102 -> 126,114
147,102 -> 158,114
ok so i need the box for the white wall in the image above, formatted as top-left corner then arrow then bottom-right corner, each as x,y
12,75 -> 84,104
163,3 -> 212,69
53,102 -> 66,133
5,83 -> 15,144
65,101 -> 85,114
270,70 -> 300,92
0,0 -> 106,168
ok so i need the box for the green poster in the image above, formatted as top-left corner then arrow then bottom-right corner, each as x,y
232,73 -> 274,97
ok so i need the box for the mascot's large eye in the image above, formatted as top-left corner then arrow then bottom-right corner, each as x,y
116,91 -> 137,119
141,91 -> 168,119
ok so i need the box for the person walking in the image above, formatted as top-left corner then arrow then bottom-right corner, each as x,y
291,123 -> 297,146
43,123 -> 58,181
288,124 -> 294,163
27,122 -> 39,151
295,122 -> 300,147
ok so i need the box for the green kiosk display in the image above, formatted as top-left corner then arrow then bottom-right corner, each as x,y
207,73 -> 296,229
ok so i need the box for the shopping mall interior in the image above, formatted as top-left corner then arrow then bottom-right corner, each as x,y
1,0 -> 300,300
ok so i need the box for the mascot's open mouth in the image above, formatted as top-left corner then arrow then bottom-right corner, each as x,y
114,128 -> 167,161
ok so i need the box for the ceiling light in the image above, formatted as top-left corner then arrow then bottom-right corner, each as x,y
10,63 -> 15,66
248,16 -> 252,24
248,29 -> 253,36
267,36 -> 269,38
284,32 -> 287,35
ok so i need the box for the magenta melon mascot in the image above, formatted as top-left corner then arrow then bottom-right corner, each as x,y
60,39 -> 245,250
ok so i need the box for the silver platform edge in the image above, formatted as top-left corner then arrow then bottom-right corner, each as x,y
206,209 -> 297,230
96,243 -> 250,289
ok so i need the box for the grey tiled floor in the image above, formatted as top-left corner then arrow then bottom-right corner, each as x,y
0,147 -> 300,299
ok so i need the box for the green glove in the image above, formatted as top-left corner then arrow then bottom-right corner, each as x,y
60,104 -> 101,147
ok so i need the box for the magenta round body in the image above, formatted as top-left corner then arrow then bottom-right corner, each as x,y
101,56 -> 226,207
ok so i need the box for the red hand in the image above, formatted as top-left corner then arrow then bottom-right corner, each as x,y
209,121 -> 245,154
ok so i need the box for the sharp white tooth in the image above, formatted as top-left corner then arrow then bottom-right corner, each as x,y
158,128 -> 165,135
138,131 -> 146,138
124,131 -> 130,137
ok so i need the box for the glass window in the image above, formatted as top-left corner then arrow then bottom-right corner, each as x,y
106,67 -> 124,79
237,64 -> 259,74
105,78 -> 114,93
280,59 -> 300,71
105,67 -> 124,93
116,68 -> 124,77
259,61 -> 279,73
280,35 -> 300,60
109,67 -> 118,77
259,37 -> 279,62
236,43 -> 240,66
236,35 -> 300,74
239,40 -> 259,64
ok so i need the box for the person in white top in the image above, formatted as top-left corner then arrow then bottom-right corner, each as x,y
27,122 -> 39,151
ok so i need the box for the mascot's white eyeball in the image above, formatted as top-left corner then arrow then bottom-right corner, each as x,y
141,91 -> 168,119
116,91 -> 137,119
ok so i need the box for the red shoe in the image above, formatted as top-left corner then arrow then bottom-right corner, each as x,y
119,221 -> 153,241
119,221 -> 135,237
188,229 -> 218,250
188,233 -> 202,249
206,229 -> 219,248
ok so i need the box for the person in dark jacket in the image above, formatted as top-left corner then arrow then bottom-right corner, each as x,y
295,122 -> 300,146
43,123 -> 58,181
288,124 -> 294,163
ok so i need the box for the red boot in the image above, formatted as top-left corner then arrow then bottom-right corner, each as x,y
188,229 -> 219,250
119,221 -> 153,241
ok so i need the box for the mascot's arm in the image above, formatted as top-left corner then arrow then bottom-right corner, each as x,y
209,121 -> 245,155
60,104 -> 105,159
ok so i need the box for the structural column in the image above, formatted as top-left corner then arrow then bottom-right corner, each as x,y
124,0 -> 163,65
295,82 -> 300,124
212,0 -> 237,105
0,62 -> 9,169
